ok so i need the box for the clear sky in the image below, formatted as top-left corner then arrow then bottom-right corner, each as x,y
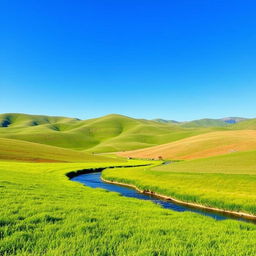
0,1 -> 256,121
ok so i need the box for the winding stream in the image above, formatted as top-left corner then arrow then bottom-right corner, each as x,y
71,169 -> 256,224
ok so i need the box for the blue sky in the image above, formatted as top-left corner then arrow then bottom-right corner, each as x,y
0,0 -> 255,121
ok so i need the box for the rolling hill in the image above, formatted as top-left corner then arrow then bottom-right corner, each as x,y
0,137 -> 112,162
0,113 -> 255,155
230,118 -> 256,129
153,117 -> 249,127
118,130 -> 256,160
0,113 -> 212,153
154,149 -> 256,175
180,118 -> 228,128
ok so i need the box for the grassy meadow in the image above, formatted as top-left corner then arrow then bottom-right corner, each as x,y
1,160 -> 256,255
0,138 -> 113,163
103,150 -> 256,215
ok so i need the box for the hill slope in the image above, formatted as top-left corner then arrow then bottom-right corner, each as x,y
154,150 -> 256,174
0,138 -> 112,162
180,118 -> 228,128
0,113 -> 211,152
118,130 -> 256,160
153,117 -> 248,127
230,118 -> 256,129
0,113 -> 78,128
0,113 -> 254,154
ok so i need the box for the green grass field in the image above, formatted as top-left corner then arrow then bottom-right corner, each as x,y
0,138 -> 113,163
1,113 -> 256,255
103,151 -> 256,215
1,160 -> 256,255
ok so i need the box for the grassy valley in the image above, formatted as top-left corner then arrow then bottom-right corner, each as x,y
1,113 -> 256,255
1,160 -> 256,255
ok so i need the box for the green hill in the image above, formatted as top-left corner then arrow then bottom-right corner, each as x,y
230,118 -> 256,129
0,113 -> 78,128
0,113 -> 254,154
0,137 -> 112,162
152,119 -> 180,124
153,117 -> 248,127
0,113 -> 210,153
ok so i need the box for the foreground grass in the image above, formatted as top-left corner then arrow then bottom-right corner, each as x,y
1,161 -> 256,255
104,151 -> 256,215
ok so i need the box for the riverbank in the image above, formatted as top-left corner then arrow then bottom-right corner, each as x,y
101,176 -> 256,222
102,161 -> 256,218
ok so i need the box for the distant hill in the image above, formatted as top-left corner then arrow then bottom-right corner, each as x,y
153,117 -> 249,127
0,113 -> 207,153
220,117 -> 248,124
230,118 -> 256,129
152,119 -> 180,124
0,113 -> 254,154
180,118 -> 228,128
0,113 -> 78,128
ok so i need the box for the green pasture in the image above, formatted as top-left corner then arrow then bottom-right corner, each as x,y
103,151 -> 256,215
0,138 -> 112,163
1,160 -> 256,255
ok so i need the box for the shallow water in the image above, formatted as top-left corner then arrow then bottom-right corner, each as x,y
72,171 -> 255,224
